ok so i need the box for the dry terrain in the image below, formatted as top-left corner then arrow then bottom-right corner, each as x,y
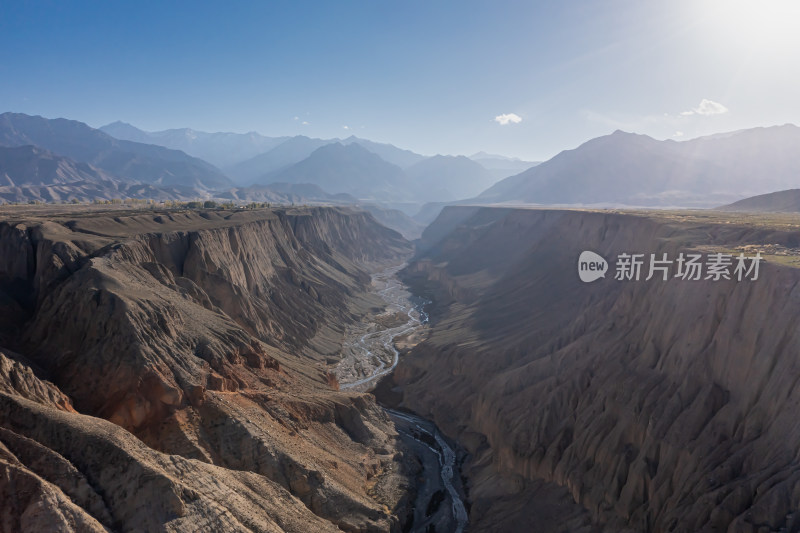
384,205 -> 800,532
0,205 -> 418,532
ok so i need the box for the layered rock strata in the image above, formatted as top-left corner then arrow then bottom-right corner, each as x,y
0,206 -> 413,532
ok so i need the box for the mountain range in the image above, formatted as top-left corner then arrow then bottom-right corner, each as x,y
225,135 -> 333,184
99,121 -> 529,201
101,122 -> 431,184
5,111 -> 800,221
0,113 -> 537,232
478,125 -> 800,207
260,142 -> 411,203
100,121 -> 289,168
0,113 -> 231,190
99,119 -> 535,212
0,144 -> 201,204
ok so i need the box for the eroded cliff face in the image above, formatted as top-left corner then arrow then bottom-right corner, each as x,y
0,206 -> 412,532
391,206 -> 800,533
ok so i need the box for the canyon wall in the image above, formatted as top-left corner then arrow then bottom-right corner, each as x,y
392,206 -> 800,532
0,206 -> 413,532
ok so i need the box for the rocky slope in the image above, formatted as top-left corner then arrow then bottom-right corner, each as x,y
386,206 -> 800,532
218,184 -> 423,240
0,205 -> 415,532
0,145 -> 204,204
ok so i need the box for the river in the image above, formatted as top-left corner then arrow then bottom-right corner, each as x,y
334,263 -> 468,533
336,263 -> 428,392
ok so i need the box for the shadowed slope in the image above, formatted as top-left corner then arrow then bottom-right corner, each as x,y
389,206 -> 800,532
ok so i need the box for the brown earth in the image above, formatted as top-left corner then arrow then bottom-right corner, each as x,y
0,205 -> 418,532
385,206 -> 800,533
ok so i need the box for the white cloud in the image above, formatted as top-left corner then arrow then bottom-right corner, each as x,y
673,131 -> 684,137
342,125 -> 350,130
681,99 -> 729,116
696,99 -> 728,115
302,121 -> 309,125
293,116 -> 299,121
494,113 -> 522,125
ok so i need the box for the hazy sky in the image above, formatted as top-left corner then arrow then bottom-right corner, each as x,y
2,0 -> 799,161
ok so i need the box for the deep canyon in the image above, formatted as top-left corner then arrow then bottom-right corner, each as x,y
2,204 -> 800,532
0,205 -> 416,532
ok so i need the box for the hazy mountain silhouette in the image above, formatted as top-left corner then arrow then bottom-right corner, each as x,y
96,120 -> 505,207
97,121 -> 154,144
405,154 -> 497,202
253,145 -> 506,210
717,188 -> 800,212
479,125 -> 800,207
227,135 -> 429,185
226,135 -> 333,184
259,142 -> 411,203
358,203 -> 427,239
0,113 -> 231,189
340,135 -> 426,168
0,145 -> 201,203
469,151 -> 539,181
100,121 -> 288,168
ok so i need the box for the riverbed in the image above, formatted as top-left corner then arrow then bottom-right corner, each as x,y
334,262 -> 468,532
335,263 -> 428,392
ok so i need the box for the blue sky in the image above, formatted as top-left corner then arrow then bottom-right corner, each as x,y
2,0 -> 799,161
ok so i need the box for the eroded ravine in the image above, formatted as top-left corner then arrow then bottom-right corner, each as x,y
334,262 -> 467,532
0,206 -> 419,532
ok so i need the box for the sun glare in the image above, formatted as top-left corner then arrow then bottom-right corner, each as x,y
697,0 -> 800,51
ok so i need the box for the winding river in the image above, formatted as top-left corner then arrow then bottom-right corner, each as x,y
334,263 -> 468,532
336,264 -> 428,391
387,408 -> 469,533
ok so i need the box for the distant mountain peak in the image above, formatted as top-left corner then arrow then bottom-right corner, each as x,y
610,129 -> 646,137
470,151 -> 522,161
258,136 -> 409,202
101,120 -> 142,130
313,140 -> 379,158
